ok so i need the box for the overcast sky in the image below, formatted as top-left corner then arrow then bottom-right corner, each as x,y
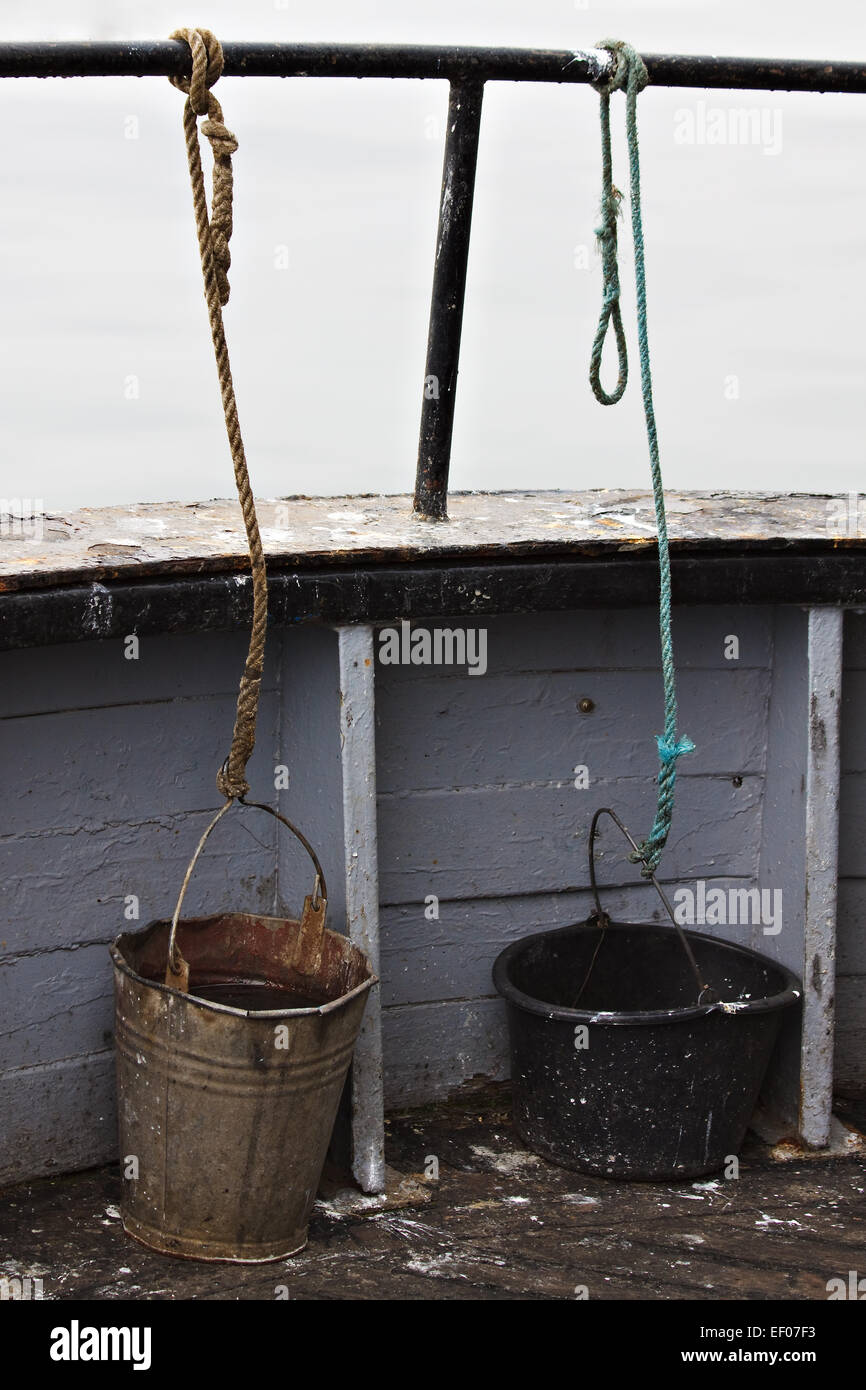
0,0 -> 864,509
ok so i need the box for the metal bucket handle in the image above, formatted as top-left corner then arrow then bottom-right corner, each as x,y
165,797 -> 329,993
579,805 -> 718,1007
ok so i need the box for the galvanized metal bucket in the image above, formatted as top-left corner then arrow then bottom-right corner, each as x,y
110,800 -> 376,1263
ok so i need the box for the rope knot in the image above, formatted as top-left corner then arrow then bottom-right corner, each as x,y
169,32 -> 237,307
656,733 -> 695,764
201,115 -> 239,304
216,759 -> 249,802
592,39 -> 649,96
201,117 -> 238,160
169,27 -> 224,115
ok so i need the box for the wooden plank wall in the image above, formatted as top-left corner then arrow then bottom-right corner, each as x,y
375,606 -> 778,1105
0,602 -> 861,1185
0,631 -> 284,1184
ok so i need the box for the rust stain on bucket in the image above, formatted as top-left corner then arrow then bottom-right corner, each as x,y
111,911 -> 376,1263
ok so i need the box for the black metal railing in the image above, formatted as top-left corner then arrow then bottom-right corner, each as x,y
2,40 -> 864,519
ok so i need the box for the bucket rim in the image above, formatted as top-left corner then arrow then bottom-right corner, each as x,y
110,913 -> 377,1018
492,919 -> 802,1026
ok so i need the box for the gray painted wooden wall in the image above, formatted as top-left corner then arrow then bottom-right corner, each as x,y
0,628 -> 326,1184
379,606 -> 771,1102
0,606 -> 862,1185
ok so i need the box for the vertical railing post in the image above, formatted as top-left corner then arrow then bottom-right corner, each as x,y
337,625 -> 385,1192
800,606 -> 844,1147
413,79 -> 484,521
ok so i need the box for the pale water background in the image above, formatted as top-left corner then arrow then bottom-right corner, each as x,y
0,0 -> 864,510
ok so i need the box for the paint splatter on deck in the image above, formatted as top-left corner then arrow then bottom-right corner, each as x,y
1,1085 -> 863,1301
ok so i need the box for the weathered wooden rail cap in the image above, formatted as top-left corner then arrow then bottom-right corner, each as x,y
1,490 -> 865,649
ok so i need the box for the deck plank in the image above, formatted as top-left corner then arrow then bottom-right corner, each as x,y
1,1085 -> 863,1301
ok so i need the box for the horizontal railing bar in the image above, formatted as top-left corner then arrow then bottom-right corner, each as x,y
0,42 -> 864,92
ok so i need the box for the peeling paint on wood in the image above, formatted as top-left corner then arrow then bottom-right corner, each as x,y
801,610 -> 843,1147
1,490 -> 864,594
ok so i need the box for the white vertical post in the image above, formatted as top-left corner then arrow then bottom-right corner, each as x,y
338,625 -> 386,1191
800,608 -> 843,1147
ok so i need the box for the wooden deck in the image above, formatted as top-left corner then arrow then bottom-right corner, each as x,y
2,1086 -> 864,1301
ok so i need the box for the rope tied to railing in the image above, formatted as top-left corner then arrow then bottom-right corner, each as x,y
169,27 -> 267,802
590,38 -> 694,877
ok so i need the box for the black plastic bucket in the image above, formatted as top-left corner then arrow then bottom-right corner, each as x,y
493,919 -> 801,1180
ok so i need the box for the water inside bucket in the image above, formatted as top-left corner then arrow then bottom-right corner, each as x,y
190,978 -> 322,1011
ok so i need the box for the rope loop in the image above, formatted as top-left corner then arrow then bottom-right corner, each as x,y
169,30 -> 267,803
587,40 -> 647,407
170,27 -> 238,307
587,38 -> 694,877
169,26 -> 224,114
589,164 -> 627,405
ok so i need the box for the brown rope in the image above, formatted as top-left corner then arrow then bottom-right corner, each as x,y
169,27 -> 267,801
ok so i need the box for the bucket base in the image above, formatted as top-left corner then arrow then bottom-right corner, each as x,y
512,1120 -> 726,1183
122,1215 -> 307,1264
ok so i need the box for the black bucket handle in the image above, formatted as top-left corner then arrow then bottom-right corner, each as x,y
582,806 -> 718,1007
165,797 -> 328,992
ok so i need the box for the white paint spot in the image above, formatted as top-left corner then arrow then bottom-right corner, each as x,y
259,528 -> 295,544
470,1145 -> 541,1176
756,1212 -> 784,1229
315,1193 -> 384,1219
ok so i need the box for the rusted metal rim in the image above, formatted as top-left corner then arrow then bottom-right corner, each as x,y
110,924 -> 377,1016
493,921 -> 802,1027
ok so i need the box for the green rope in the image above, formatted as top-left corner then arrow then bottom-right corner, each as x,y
590,39 -> 694,877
